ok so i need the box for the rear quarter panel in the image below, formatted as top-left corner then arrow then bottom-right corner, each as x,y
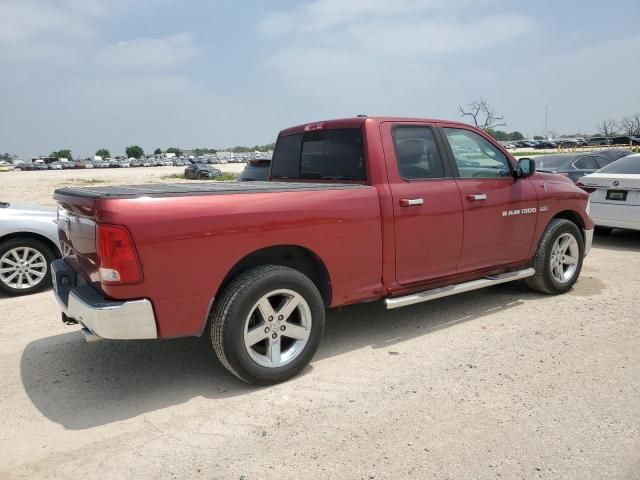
94,187 -> 383,338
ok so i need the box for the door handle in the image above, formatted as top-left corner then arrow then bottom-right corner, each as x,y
466,193 -> 487,201
399,198 -> 424,207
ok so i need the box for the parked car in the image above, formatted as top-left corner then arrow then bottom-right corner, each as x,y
0,202 -> 60,295
533,140 -> 558,149
586,137 -> 611,146
184,163 -> 222,179
611,135 -> 640,146
577,154 -> 640,232
236,159 -> 272,182
555,139 -> 579,148
51,116 -> 593,385
535,149 -> 632,183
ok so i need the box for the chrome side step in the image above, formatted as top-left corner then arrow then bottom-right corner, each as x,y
385,268 -> 535,310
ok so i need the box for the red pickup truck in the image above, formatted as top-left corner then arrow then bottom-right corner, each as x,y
52,117 -> 593,385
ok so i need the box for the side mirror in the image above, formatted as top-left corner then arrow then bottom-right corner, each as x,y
516,157 -> 536,178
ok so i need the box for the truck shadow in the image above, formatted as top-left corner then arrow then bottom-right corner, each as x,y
592,229 -> 640,252
20,284 -> 546,430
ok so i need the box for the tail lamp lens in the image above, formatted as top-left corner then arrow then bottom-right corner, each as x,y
576,182 -> 597,194
96,224 -> 143,285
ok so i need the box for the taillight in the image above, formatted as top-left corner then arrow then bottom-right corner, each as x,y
96,224 -> 143,285
576,182 -> 597,194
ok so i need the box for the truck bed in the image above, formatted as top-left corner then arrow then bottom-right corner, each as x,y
54,181 -> 366,199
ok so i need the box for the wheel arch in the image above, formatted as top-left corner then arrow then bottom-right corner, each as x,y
550,210 -> 586,242
0,232 -> 61,258
216,245 -> 332,307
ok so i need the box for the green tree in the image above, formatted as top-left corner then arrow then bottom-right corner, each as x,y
95,148 -> 110,159
166,147 -> 183,156
154,148 -> 162,155
510,131 -> 524,141
50,149 -> 73,161
193,148 -> 218,156
125,145 -> 144,159
533,135 -> 544,140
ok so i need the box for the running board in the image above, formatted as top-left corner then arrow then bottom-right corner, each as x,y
385,268 -> 535,310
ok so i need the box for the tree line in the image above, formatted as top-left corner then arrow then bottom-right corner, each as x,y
37,144 -> 276,162
597,114 -> 640,137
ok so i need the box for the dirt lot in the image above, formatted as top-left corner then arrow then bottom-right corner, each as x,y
0,170 -> 639,479
0,164 -> 247,206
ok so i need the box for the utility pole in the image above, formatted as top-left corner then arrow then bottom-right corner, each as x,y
544,105 -> 548,139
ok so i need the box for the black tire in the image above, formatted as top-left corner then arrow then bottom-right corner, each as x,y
594,226 -> 613,235
210,265 -> 325,385
525,219 -> 584,295
0,237 -> 55,296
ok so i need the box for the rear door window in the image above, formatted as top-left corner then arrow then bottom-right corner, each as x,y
392,126 -> 446,179
272,128 -> 366,180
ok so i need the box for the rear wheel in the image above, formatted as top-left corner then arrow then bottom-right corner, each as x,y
210,265 -> 325,385
526,219 -> 584,294
0,238 -> 55,296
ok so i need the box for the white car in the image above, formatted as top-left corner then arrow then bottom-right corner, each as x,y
0,202 -> 60,295
578,154 -> 640,232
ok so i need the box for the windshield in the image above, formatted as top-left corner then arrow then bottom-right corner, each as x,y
271,128 -> 366,181
597,154 -> 640,174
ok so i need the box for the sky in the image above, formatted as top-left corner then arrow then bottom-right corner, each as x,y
1,0 -> 639,158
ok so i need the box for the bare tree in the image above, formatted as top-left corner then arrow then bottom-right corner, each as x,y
597,119 -> 618,137
618,114 -> 640,136
458,98 -> 506,131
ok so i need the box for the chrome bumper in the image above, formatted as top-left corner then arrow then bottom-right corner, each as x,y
51,259 -> 157,341
584,228 -> 593,256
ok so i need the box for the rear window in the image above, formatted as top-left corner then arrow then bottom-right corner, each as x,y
536,155 -> 572,170
597,155 -> 640,174
271,128 -> 366,180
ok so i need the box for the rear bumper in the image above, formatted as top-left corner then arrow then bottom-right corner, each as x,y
51,259 -> 157,340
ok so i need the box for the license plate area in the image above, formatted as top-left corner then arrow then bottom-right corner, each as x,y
606,190 -> 627,201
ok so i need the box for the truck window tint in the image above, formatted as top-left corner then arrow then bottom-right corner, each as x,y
272,129 -> 366,180
443,128 -> 511,178
392,126 -> 445,179
271,134 -> 303,178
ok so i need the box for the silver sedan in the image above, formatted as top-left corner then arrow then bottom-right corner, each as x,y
0,202 -> 60,295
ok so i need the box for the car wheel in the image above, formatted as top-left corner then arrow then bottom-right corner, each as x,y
525,219 -> 584,294
0,237 -> 55,296
209,265 -> 325,385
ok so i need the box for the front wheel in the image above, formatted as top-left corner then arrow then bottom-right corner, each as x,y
209,265 -> 325,385
526,219 -> 584,294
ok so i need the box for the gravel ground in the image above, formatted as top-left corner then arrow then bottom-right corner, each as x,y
0,170 -> 638,479
0,164 -> 246,206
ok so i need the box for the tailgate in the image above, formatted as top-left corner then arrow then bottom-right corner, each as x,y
56,195 -> 100,285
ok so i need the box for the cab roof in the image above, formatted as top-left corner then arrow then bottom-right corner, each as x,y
278,116 -> 474,137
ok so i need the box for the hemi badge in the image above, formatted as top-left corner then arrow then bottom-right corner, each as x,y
540,206 -> 549,212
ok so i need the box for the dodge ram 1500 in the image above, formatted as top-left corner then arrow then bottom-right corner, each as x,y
51,117 -> 594,384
